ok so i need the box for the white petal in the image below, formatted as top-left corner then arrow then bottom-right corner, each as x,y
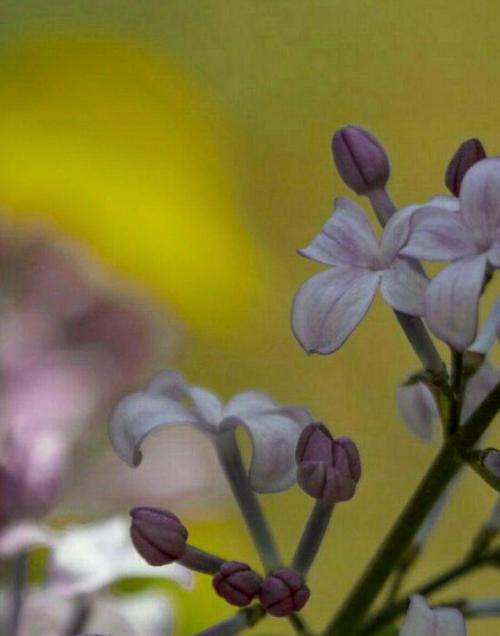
47,517 -> 192,597
380,205 -> 419,263
433,608 -> 467,636
223,411 -> 307,493
488,239 -> 500,267
425,255 -> 487,351
401,206 -> 478,261
427,195 -> 460,212
147,370 -> 188,400
380,258 -> 428,316
396,382 -> 438,443
97,591 -> 174,636
400,596 -> 436,636
0,522 -> 55,557
299,198 -> 380,268
460,157 -> 500,243
292,266 -> 381,354
109,392 -> 197,466
223,390 -> 278,418
470,300 -> 500,354
187,386 -> 224,427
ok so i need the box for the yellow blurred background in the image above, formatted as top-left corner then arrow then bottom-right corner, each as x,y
0,2 -> 499,634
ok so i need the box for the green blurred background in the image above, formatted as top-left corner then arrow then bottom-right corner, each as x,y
0,2 -> 499,634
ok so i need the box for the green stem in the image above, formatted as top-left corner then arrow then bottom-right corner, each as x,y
359,550 -> 499,635
324,382 -> 500,636
292,501 -> 335,576
448,350 -> 464,436
288,612 -> 313,636
194,605 -> 266,636
8,551 -> 29,636
214,431 -> 281,572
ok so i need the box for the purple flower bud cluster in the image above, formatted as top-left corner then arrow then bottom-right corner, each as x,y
296,423 -> 361,503
130,507 -> 188,565
212,561 -> 262,607
259,569 -> 310,617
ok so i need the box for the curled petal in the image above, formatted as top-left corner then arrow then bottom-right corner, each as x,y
109,392 -> 197,466
402,207 -> 478,261
470,300 -> 500,354
488,240 -> 500,267
292,266 -> 381,355
223,390 -> 279,418
427,195 -> 460,212
460,157 -> 500,243
299,198 -> 380,268
147,370 -> 188,400
380,205 -> 419,263
424,254 -> 487,351
187,386 -> 224,427
397,382 -> 438,442
401,596 -> 466,636
225,412 -> 307,493
380,258 -> 427,316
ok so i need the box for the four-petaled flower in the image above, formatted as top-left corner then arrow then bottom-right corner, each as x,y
292,198 -> 427,354
109,371 -> 314,493
402,157 -> 500,350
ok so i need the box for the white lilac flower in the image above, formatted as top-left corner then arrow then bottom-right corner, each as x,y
400,595 -> 466,636
402,158 -> 500,351
291,198 -> 427,354
109,371 -> 313,493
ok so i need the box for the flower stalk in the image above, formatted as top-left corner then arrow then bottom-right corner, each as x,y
292,500 -> 335,576
8,551 -> 29,636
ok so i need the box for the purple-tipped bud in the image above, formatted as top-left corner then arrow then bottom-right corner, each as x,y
130,506 -> 188,566
331,125 -> 390,195
212,561 -> 262,607
259,569 -> 310,617
445,138 -> 486,196
296,423 -> 361,503
484,449 -> 500,479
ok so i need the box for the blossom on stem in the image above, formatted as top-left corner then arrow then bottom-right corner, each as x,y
400,595 -> 466,636
402,158 -> 500,350
445,138 -> 486,197
291,198 -> 427,354
259,569 -> 310,617
109,371 -> 313,493
212,561 -> 262,607
296,423 -> 361,503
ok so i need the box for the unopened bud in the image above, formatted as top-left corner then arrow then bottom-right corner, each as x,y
331,125 -> 390,195
445,138 -> 486,196
296,423 -> 361,503
130,506 -> 187,566
259,569 -> 310,617
212,561 -> 262,607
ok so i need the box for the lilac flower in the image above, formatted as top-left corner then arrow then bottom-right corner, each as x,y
402,158 -> 500,350
109,371 -> 313,493
401,596 -> 466,636
292,198 -> 427,354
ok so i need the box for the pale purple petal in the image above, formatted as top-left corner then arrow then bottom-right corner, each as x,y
147,370 -> 188,401
470,300 -> 500,354
488,240 -> 500,267
401,207 -> 478,261
425,255 -> 487,351
401,596 -> 466,636
397,382 -> 438,442
223,391 -> 278,417
460,157 -> 500,243
433,608 -> 467,636
427,195 -> 460,212
461,360 -> 500,423
380,258 -> 428,316
292,266 -> 381,355
225,412 -> 307,493
299,198 -> 380,268
380,205 -> 419,263
186,386 -> 224,427
109,392 -> 197,466
0,522 -> 55,557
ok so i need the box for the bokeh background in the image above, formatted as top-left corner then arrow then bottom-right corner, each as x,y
0,2 -> 499,634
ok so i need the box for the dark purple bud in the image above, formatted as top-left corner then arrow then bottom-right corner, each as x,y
259,569 -> 310,617
296,423 -> 361,503
130,506 -> 188,566
212,561 -> 262,607
445,138 -> 486,196
331,125 -> 390,195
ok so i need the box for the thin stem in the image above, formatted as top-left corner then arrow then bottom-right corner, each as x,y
288,612 -> 313,636
292,501 -> 335,576
194,605 -> 265,636
8,551 -> 29,636
181,545 -> 226,575
324,382 -> 500,636
215,431 -> 281,572
359,550 -> 499,635
61,598 -> 93,636
367,187 -> 396,226
394,312 -> 445,378
448,350 -> 464,436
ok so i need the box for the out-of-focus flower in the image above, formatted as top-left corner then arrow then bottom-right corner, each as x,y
445,138 -> 486,197
109,370 -> 313,493
296,423 -> 361,503
400,595 -> 466,636
402,158 -> 500,350
212,561 -> 262,607
397,360 -> 500,442
258,569 -> 310,617
292,198 -> 426,354
331,126 -> 390,196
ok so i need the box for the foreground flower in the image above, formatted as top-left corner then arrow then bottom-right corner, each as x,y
400,595 -> 466,636
292,198 -> 427,354
445,138 -> 486,197
109,371 -> 313,493
402,158 -> 500,350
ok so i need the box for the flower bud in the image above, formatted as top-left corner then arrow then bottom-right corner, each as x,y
212,561 -> 262,607
484,449 -> 500,479
296,423 -> 361,503
259,569 -> 310,617
130,506 -> 188,566
445,138 -> 486,196
331,125 -> 390,195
